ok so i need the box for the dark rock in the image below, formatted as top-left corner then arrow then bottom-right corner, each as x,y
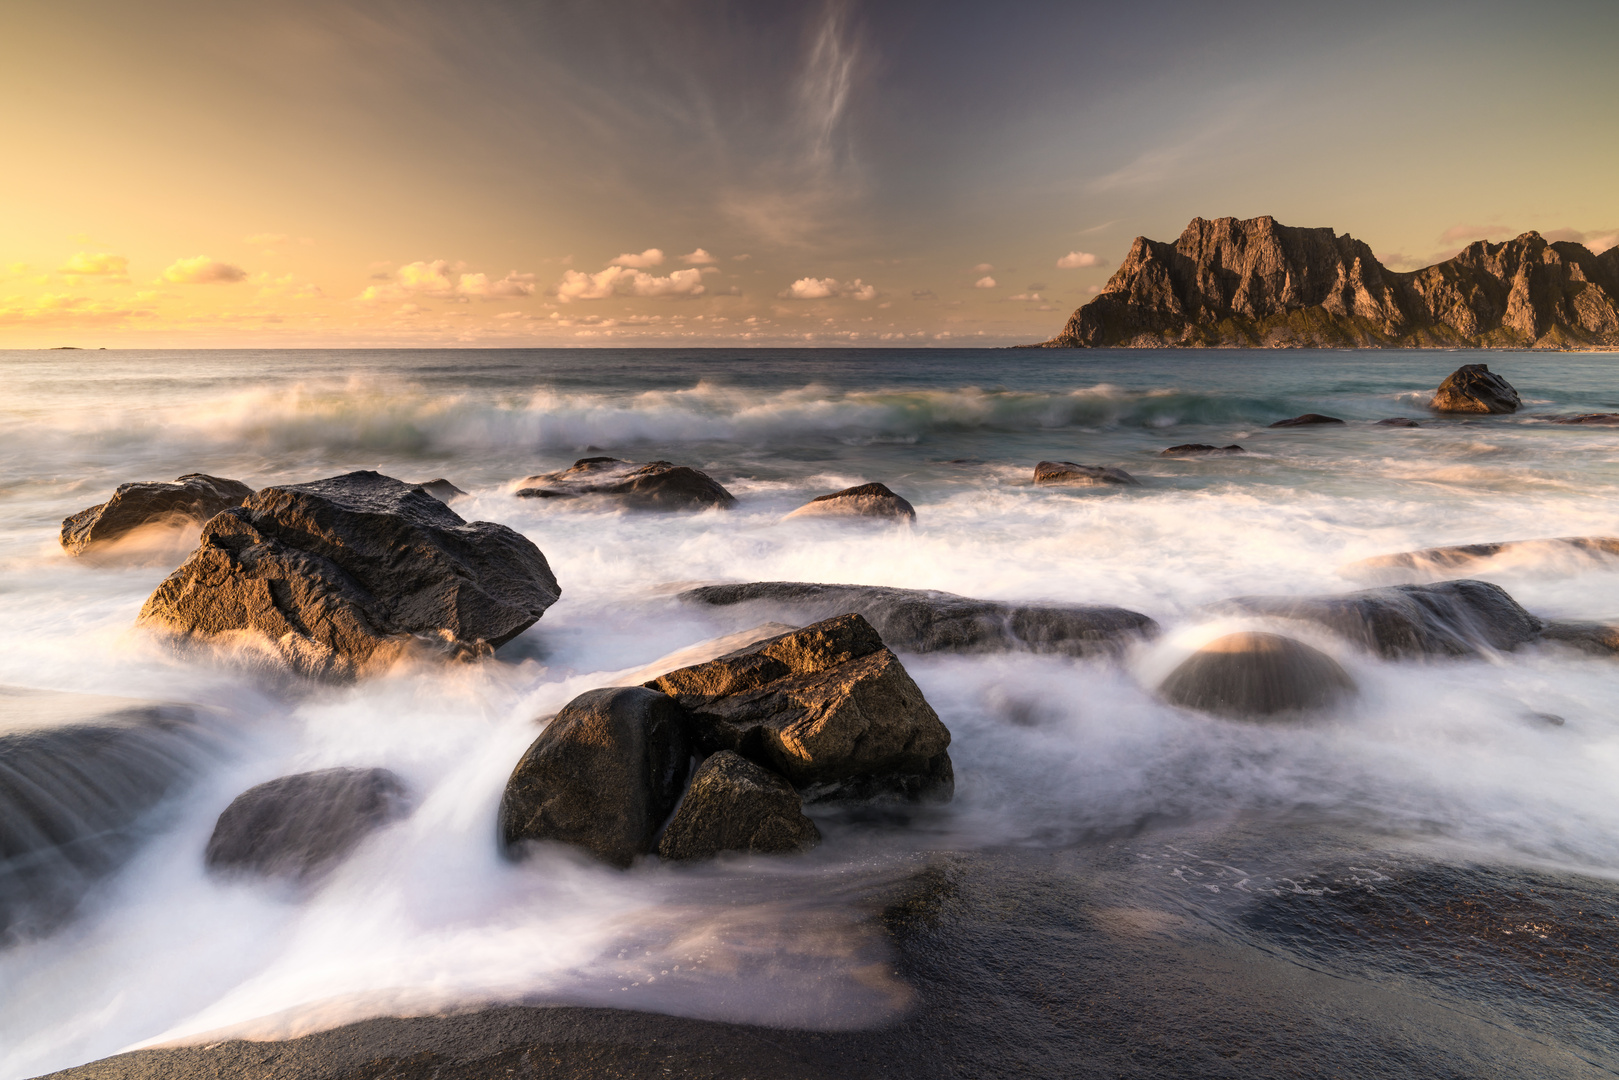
1431,364 -> 1521,414
645,614 -> 952,803
1214,579 -> 1542,658
416,479 -> 466,502
1268,413 -> 1344,427
1344,536 -> 1619,579
1538,620 -> 1619,655
498,687 -> 692,867
514,458 -> 735,510
1159,632 -> 1355,719
1032,215 -> 1619,349
137,471 -> 560,681
655,751 -> 819,861
678,581 -> 1158,657
1548,413 -> 1619,425
1,690 -> 206,940
60,473 -> 253,555
205,768 -> 410,881
1033,461 -> 1139,486
1525,711 -> 1566,727
786,482 -> 915,521
1376,418 -> 1421,427
1160,443 -> 1246,456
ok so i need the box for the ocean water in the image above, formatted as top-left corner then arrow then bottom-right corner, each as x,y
2,347 -> 1619,1076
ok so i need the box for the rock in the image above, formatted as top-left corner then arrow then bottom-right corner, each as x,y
1548,413 -> 1619,425
1,689 -> 206,940
1033,461 -> 1140,486
1161,444 -> 1246,456
645,614 -> 952,803
1269,413 -> 1344,428
205,768 -> 410,881
137,471 -> 560,681
1376,418 -> 1421,427
678,581 -> 1158,657
1538,620 -> 1619,655
1214,579 -> 1542,658
1158,632 -> 1355,719
655,751 -> 819,861
498,687 -> 692,867
1431,364 -> 1521,414
417,479 -> 466,502
60,473 -> 253,555
1031,216 -> 1619,349
785,482 -> 915,521
514,457 -> 735,510
1343,536 -> 1619,579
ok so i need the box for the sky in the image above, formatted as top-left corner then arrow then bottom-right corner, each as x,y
2,0 -> 1616,348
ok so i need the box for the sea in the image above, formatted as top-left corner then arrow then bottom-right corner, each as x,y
2,347 -> 1617,1076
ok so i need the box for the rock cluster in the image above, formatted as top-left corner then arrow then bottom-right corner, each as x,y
206,767 -> 411,881
785,482 -> 915,521
515,457 -> 735,510
1033,461 -> 1139,486
137,471 -> 560,681
1035,215 -> 1619,349
1431,364 -> 1521,413
61,473 -> 253,555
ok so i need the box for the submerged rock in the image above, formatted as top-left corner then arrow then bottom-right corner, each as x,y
1159,632 -> 1355,719
1548,413 -> 1619,425
656,751 -> 819,861
1538,620 -> 1619,655
1343,536 -> 1619,580
416,479 -> 467,502
60,473 -> 253,555
514,457 -> 735,510
1268,413 -> 1344,427
1376,417 -> 1421,427
499,687 -> 693,867
205,767 -> 411,881
785,482 -> 915,521
1431,364 -> 1521,414
646,614 -> 952,803
1033,461 -> 1140,486
1215,579 -> 1542,658
1161,443 -> 1246,456
137,471 -> 560,681
679,581 -> 1158,657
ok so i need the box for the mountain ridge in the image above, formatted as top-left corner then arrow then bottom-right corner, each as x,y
1033,216 -> 1619,349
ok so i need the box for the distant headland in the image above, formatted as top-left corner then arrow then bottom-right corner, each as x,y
1029,215 -> 1619,349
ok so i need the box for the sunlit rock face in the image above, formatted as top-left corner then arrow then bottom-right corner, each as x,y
60,474 -> 253,555
1430,364 -> 1521,414
1158,632 -> 1355,720
784,482 -> 915,521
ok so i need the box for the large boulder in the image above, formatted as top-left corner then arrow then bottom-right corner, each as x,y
137,471 -> 560,681
1158,632 -> 1355,719
1214,579 -> 1542,658
1033,461 -> 1140,486
656,751 -> 820,861
679,581 -> 1158,658
515,457 -> 735,510
1,689 -> 206,940
645,614 -> 952,803
205,768 -> 411,882
499,687 -> 693,867
60,473 -> 253,555
1431,364 -> 1521,414
785,482 -> 915,521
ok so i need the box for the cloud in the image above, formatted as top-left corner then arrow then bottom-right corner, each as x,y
679,249 -> 716,265
358,261 -> 537,303
911,289 -> 937,301
459,271 -> 537,297
1438,223 -> 1517,245
778,276 -> 876,301
163,256 -> 247,284
254,272 -> 324,299
555,264 -> 705,302
1006,292 -> 1043,302
972,263 -> 993,273
1026,282 -> 1047,292
1056,251 -> 1104,269
1544,227 -> 1618,253
608,248 -> 664,269
973,276 -> 996,289
1587,232 -> 1619,254
58,252 -> 129,282
244,233 -> 288,247
0,292 -> 153,325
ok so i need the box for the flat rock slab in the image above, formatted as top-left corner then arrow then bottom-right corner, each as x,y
1214,579 -> 1542,658
1268,413 -> 1344,427
61,473 -> 253,555
785,482 -> 915,521
1343,536 -> 1619,579
1033,461 -> 1139,486
137,471 -> 560,681
1538,620 -> 1619,655
646,614 -> 952,803
515,458 -> 735,510
1158,632 -> 1355,720
1431,364 -> 1521,414
1376,417 -> 1421,427
1160,443 -> 1245,456
679,581 -> 1158,657
656,751 -> 819,860
206,767 -> 411,882
1548,413 -> 1619,425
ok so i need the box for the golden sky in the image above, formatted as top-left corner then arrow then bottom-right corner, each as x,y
2,0 -> 1615,348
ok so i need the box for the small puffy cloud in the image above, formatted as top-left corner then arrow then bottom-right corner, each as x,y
778,277 -> 877,301
1056,251 -> 1104,269
58,252 -> 129,282
911,289 -> 937,301
163,256 -> 247,284
733,253 -> 751,261
972,262 -> 993,273
358,260 -> 536,303
679,248 -> 716,265
459,271 -> 536,298
973,275 -> 997,289
1007,291 -> 1043,302
555,265 -> 706,302
608,248 -> 664,269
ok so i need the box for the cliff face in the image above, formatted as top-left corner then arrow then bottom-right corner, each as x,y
1039,216 -> 1619,348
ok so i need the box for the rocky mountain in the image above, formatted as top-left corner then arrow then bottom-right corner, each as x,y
1035,216 -> 1619,349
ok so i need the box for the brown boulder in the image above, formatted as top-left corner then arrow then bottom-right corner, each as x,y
515,457 -> 735,510
786,482 -> 915,521
1033,461 -> 1139,486
1431,364 -> 1521,414
656,751 -> 819,861
60,473 -> 253,555
1158,632 -> 1355,719
645,614 -> 952,803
